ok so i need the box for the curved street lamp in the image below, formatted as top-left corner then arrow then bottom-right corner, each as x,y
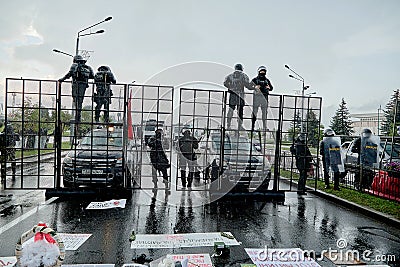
75,16 -> 112,55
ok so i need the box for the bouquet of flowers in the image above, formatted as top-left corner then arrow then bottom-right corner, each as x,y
386,161 -> 400,172
15,222 -> 65,267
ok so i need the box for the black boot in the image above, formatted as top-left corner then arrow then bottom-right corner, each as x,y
187,172 -> 194,188
180,170 -> 187,187
333,172 -> 340,190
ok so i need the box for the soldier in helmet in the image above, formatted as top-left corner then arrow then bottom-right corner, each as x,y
58,55 -> 94,125
223,63 -> 254,130
320,128 -> 343,190
290,133 -> 312,195
251,65 -> 273,131
93,66 -> 117,123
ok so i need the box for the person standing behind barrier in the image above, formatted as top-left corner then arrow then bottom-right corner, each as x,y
351,128 -> 379,190
251,66 -> 273,131
223,63 -> 254,130
178,129 -> 199,188
93,66 -> 116,123
1,122 -> 19,179
58,55 -> 94,125
320,128 -> 343,190
148,129 -> 170,188
291,133 -> 312,195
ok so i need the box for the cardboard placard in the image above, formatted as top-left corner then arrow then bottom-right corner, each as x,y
131,232 -> 240,249
167,254 -> 213,267
59,233 -> 92,250
0,257 -> 17,267
86,199 -> 126,209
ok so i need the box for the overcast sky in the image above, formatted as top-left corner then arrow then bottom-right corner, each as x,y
0,0 -> 399,126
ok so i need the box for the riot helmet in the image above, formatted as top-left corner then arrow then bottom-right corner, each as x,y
258,65 -> 267,73
98,65 -> 110,72
155,128 -> 163,138
73,55 -> 86,63
182,129 -> 191,137
234,63 -> 243,71
323,128 -> 335,137
297,133 -> 307,142
361,128 -> 372,138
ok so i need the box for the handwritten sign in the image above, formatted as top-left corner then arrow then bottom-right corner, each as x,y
86,199 -> 126,209
131,232 -> 240,249
167,254 -> 213,267
59,233 -> 92,250
122,264 -> 148,267
245,248 -> 321,267
0,257 -> 17,267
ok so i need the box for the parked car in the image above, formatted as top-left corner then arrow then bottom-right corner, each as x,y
342,139 -> 400,168
195,131 -> 271,192
62,127 -> 139,188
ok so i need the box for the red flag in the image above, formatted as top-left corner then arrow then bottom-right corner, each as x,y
127,89 -> 133,140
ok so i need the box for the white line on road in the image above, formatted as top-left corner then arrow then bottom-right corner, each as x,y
0,197 -> 58,235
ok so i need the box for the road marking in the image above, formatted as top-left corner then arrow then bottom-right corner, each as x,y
0,197 -> 58,235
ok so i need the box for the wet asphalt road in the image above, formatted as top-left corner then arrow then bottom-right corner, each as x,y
1,187 -> 399,267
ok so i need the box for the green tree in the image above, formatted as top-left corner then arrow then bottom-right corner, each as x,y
305,110 -> 323,147
381,90 -> 400,136
287,111 -> 302,142
330,98 -> 354,136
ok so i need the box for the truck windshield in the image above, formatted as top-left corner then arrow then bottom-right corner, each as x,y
81,131 -> 123,147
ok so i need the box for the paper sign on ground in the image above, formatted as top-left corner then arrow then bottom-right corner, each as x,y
131,232 -> 240,249
59,233 -> 92,250
86,199 -> 126,209
245,248 -> 321,267
167,254 -> 213,267
62,265 -> 115,267
0,257 -> 17,267
122,264 -> 148,267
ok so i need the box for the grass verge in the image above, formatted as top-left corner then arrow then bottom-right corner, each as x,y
280,169 -> 400,220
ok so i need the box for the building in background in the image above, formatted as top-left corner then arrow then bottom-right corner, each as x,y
351,112 -> 381,135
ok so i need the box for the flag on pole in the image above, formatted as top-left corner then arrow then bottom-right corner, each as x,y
127,89 -> 133,140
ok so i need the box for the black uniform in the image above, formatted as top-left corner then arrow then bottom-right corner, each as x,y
1,124 -> 19,178
178,131 -> 199,187
291,137 -> 312,194
251,74 -> 273,130
223,70 -> 253,129
59,56 -> 94,124
148,131 -> 170,187
94,66 -> 116,123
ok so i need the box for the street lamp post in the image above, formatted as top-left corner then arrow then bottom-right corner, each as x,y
286,65 -> 308,132
377,105 -> 383,136
75,16 -> 112,56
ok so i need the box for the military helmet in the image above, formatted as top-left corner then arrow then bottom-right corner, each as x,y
323,128 -> 335,137
234,63 -> 243,71
73,55 -> 86,63
258,65 -> 267,73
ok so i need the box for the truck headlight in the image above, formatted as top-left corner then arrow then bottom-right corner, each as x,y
116,157 -> 123,166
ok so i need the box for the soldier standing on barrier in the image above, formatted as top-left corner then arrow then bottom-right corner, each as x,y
178,129 -> 199,188
320,128 -> 343,190
58,55 -> 94,130
351,128 -> 379,190
148,129 -> 170,189
93,66 -> 116,123
251,65 -> 273,131
223,63 -> 254,130
291,133 -> 313,195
